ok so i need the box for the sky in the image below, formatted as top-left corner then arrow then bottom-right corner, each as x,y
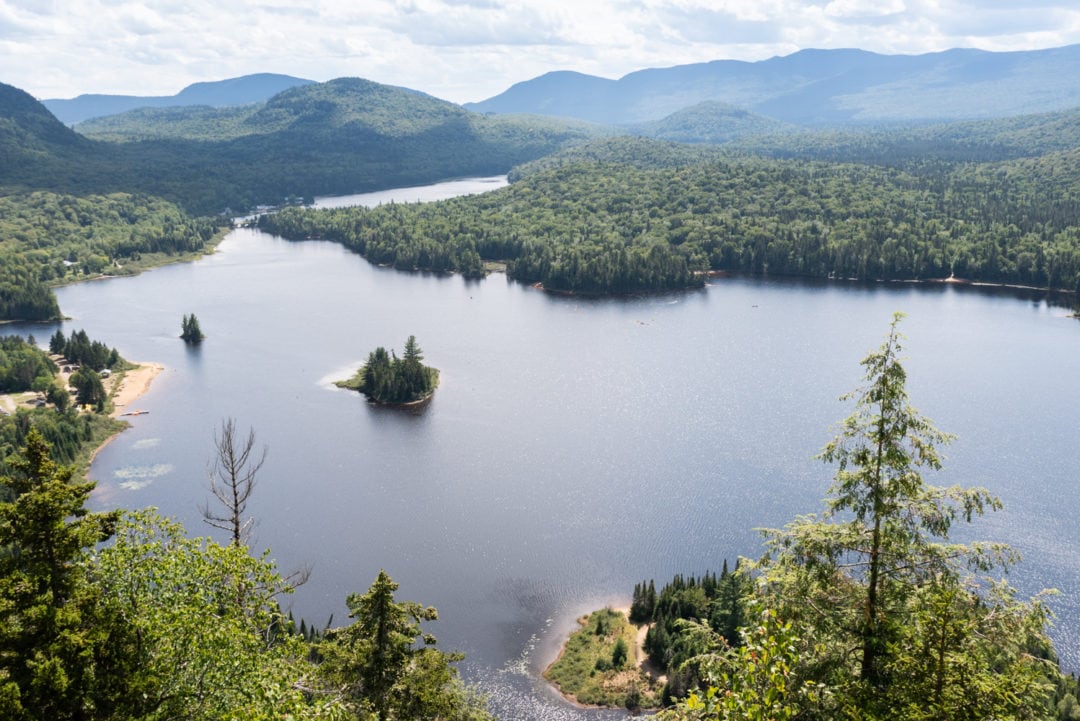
3,0 -> 1079,104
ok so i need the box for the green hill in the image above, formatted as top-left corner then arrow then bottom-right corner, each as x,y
632,101 -> 795,144
72,77 -> 604,213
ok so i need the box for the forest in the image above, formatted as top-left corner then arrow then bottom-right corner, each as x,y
0,329 -> 129,474
337,336 -> 440,405
261,138 -> 1080,294
0,191 -> 225,321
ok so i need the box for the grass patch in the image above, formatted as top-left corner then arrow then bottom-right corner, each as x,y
544,607 -> 661,710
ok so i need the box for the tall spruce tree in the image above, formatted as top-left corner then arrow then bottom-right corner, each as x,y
0,429 -> 118,720
756,312 -> 1047,716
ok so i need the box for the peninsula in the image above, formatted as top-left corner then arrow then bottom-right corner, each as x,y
544,606 -> 661,712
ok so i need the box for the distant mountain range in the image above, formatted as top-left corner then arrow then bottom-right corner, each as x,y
43,73 -> 316,125
1,77 -> 602,214
466,44 -> 1080,125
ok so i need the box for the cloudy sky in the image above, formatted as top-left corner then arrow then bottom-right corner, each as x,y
3,0 -> 1079,103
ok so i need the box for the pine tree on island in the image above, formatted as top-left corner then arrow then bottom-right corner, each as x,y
180,313 -> 204,344
337,335 -> 439,405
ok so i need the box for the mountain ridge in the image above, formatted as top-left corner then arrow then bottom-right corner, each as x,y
466,44 -> 1080,125
43,73 -> 316,125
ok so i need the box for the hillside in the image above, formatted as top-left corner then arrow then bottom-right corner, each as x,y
1,77 -> 603,215
467,44 -> 1080,125
43,73 -> 315,125
631,101 -> 795,144
89,78 -> 604,212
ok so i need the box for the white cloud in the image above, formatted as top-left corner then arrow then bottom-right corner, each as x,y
825,0 -> 905,19
2,0 -> 1078,104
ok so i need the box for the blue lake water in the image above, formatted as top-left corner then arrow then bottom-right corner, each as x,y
5,176 -> 1080,720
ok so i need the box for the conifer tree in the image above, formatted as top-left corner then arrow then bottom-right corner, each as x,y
180,313 -> 204,343
0,429 -> 118,720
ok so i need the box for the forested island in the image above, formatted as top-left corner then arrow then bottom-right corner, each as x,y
336,336 -> 439,405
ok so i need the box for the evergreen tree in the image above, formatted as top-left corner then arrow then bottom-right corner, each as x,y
612,638 -> 629,669
180,313 -> 205,343
69,367 -> 106,411
318,570 -> 488,721
48,329 -> 65,355
348,337 -> 438,405
0,429 -> 118,720
757,313 -> 1047,716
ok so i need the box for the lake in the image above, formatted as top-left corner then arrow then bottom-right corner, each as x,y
5,175 -> 1080,720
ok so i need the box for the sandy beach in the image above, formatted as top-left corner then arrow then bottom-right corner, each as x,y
109,362 -> 164,417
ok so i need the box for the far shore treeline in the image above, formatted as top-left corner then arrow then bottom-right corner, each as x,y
260,138 -> 1080,296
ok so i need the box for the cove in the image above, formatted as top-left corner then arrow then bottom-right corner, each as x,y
3,175 -> 1079,720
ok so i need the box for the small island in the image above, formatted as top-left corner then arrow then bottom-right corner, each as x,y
544,607 -> 662,711
336,335 -> 439,406
180,313 -> 205,344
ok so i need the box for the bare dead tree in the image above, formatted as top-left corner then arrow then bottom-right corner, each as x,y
200,417 -> 266,546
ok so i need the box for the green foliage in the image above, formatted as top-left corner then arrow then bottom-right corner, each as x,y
544,607 -> 660,709
629,579 -> 657,623
264,137 -> 1080,294
51,328 -> 124,371
318,569 -> 490,721
180,313 -> 205,343
0,429 -> 118,720
69,368 -> 106,411
0,336 -> 55,393
660,606 -> 823,721
612,637 -> 629,669
90,509 -> 348,721
338,336 -> 439,405
641,567 -> 751,697
63,78 -> 602,215
748,314 -> 1055,718
0,407 -> 124,478
0,191 -> 224,321
632,101 -> 797,145
650,316 -> 1061,719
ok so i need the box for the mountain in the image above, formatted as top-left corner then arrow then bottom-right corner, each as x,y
466,44 -> 1080,125
1,77 -> 603,213
0,81 -> 97,188
632,101 -> 795,144
42,73 -> 315,125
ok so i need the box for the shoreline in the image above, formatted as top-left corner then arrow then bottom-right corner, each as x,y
543,604 -> 660,711
109,362 -> 164,418
86,361 -> 164,472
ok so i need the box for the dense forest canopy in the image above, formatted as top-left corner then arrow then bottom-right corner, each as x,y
0,191 -> 224,321
262,138 -> 1080,294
